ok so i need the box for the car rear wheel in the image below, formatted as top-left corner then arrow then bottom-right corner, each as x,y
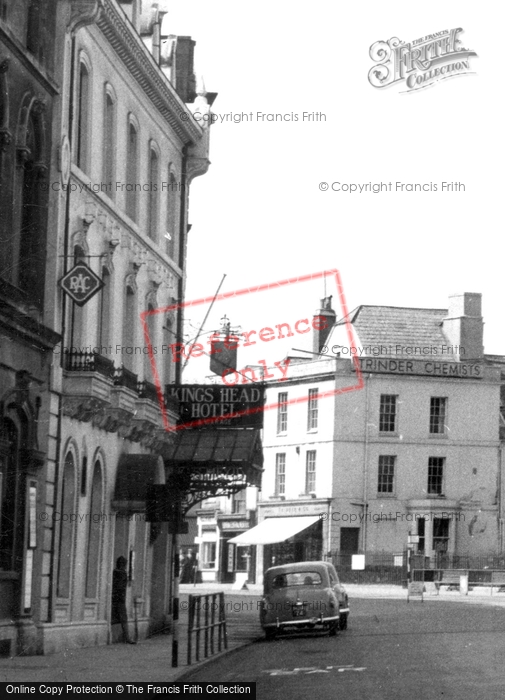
339,614 -> 348,630
265,628 -> 277,641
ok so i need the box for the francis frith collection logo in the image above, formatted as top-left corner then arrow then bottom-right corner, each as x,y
368,28 -> 477,92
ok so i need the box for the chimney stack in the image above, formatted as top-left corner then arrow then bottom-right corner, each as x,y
442,293 -> 484,361
312,296 -> 336,356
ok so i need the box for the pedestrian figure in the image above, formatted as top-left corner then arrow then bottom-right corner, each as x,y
112,555 -> 136,644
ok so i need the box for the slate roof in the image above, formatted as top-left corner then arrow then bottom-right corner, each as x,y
349,305 -> 450,358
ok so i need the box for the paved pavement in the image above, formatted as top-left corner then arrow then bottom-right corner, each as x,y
2,583 -> 505,683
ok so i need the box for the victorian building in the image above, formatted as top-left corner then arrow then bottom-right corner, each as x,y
1,0 -> 215,654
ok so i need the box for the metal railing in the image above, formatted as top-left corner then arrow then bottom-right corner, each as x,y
187,592 -> 228,665
114,365 -> 139,392
137,379 -> 159,402
64,351 -> 115,378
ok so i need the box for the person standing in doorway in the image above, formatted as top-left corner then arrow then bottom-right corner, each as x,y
112,555 -> 136,644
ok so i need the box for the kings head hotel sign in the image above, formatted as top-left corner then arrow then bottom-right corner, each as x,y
166,384 -> 265,428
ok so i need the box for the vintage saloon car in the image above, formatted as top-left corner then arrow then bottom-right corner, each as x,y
259,561 -> 350,639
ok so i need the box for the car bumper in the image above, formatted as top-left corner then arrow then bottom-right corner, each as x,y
263,614 -> 340,630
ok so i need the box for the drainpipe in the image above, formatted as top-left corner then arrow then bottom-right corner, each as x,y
499,444 -> 504,553
362,374 -> 371,552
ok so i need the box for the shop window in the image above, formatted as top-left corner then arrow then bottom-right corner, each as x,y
235,546 -> 249,572
148,147 -> 159,241
85,461 -> 102,599
202,542 -> 216,568
307,388 -> 318,430
430,397 -> 447,434
57,452 -> 76,598
277,392 -> 288,434
305,450 -> 316,493
125,121 -> 138,221
103,91 -> 115,197
275,453 -> 286,496
76,62 -> 90,172
428,457 -> 444,495
379,394 -> 397,432
378,455 -> 395,494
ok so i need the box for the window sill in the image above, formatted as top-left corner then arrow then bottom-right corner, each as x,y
378,431 -> 399,437
428,433 -> 448,439
377,493 -> 396,498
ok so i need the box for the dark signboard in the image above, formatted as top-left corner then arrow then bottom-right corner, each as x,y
166,384 -> 265,427
59,263 -> 104,306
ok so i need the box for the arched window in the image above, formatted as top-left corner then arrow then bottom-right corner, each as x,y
76,62 -> 90,172
0,419 -> 20,572
85,461 -> 103,599
70,245 -> 86,350
148,147 -> 159,241
18,110 -> 47,303
103,90 -> 115,196
122,282 -> 136,372
98,267 -> 111,349
125,121 -> 138,221
163,315 -> 175,385
26,0 -> 46,63
143,303 -> 156,381
57,452 -> 76,598
165,170 -> 178,260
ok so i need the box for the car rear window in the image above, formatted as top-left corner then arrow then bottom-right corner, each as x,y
272,572 -> 322,588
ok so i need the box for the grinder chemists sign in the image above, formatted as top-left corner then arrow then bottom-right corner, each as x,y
166,384 -> 265,427
368,28 -> 477,92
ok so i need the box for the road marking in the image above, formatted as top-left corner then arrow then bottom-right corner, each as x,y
263,665 -> 366,676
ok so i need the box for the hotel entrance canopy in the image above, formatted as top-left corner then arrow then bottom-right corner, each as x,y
228,516 -> 320,545
162,428 -> 263,508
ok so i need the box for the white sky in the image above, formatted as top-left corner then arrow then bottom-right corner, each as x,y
162,1 -> 504,381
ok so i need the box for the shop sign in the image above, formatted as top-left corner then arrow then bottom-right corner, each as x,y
59,263 -> 104,306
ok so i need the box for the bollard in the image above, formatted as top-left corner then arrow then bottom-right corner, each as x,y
460,574 -> 469,596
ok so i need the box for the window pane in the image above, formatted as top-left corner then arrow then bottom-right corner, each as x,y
103,94 -> 115,195
125,123 -> 138,221
430,397 -> 447,434
378,455 -> 395,493
305,450 -> 316,493
428,457 -> 444,495
76,64 -> 89,172
379,395 -> 397,432
148,149 -> 159,240
275,453 -> 286,495
307,388 -> 318,430
277,392 -> 288,433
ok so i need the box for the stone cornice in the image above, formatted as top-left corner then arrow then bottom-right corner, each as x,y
96,0 -> 203,144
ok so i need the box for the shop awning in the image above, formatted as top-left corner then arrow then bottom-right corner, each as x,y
228,516 -> 320,545
113,454 -> 165,512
